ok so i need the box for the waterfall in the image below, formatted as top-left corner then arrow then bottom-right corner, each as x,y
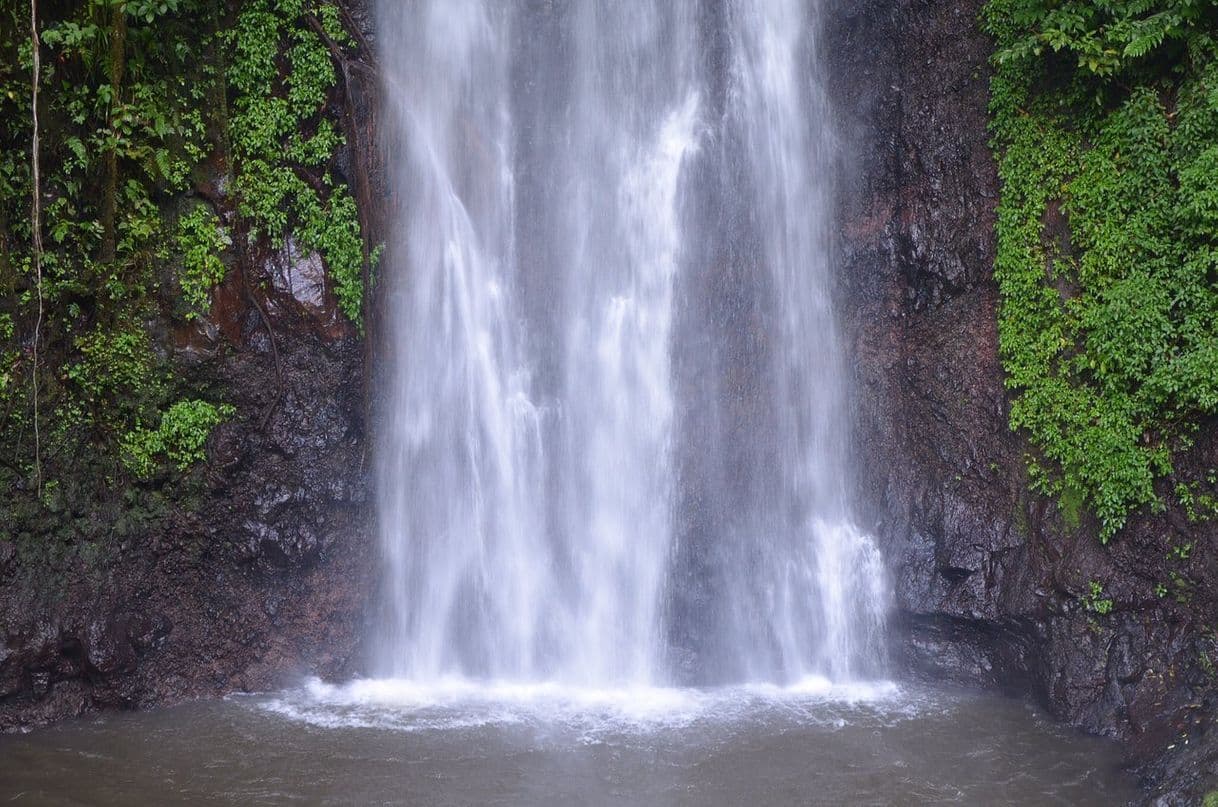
374,0 -> 888,687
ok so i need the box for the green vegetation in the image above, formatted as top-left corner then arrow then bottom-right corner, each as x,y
177,204 -> 230,320
122,399 -> 236,478
228,0 -> 368,328
1084,580 -> 1114,614
985,0 -> 1218,540
0,0 -> 372,543
1174,474 -> 1218,522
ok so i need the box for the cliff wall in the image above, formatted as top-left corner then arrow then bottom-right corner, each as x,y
829,2 -> 1218,800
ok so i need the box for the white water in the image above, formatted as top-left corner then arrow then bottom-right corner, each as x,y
258,676 -> 903,735
374,0 -> 888,688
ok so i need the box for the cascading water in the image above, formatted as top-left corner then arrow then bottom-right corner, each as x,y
374,0 -> 888,687
0,5 -> 1144,803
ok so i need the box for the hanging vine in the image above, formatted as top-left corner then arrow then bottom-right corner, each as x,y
28,0 -> 42,495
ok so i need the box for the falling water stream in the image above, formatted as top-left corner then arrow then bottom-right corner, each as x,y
0,2 -> 1142,803
375,0 -> 885,692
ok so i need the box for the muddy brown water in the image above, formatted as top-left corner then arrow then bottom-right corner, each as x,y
0,680 -> 1138,806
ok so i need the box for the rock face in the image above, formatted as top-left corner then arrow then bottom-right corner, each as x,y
0,0 -> 383,731
0,261 -> 373,728
827,0 -> 1218,800
0,34 -> 380,733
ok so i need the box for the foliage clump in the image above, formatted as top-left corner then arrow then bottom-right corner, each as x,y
985,0 -> 1218,540
177,204 -> 230,320
228,0 -> 367,329
992,0 -> 1212,76
1084,580 -> 1114,614
122,399 -> 235,478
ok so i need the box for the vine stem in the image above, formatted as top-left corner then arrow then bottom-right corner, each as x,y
30,0 -> 43,495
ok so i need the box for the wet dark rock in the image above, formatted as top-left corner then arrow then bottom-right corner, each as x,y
29,672 -> 50,699
268,236 -> 330,314
0,175 -> 373,731
894,613 -> 1039,693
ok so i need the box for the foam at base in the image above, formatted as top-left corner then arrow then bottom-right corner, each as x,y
251,676 -> 910,735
